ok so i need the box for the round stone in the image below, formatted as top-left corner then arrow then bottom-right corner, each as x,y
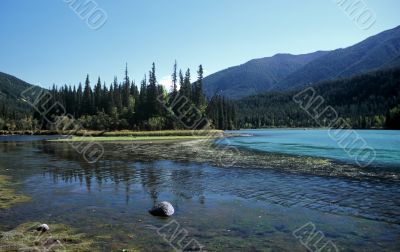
36,224 -> 49,232
149,201 -> 175,217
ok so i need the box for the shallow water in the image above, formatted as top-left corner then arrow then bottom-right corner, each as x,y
223,129 -> 400,167
0,135 -> 399,251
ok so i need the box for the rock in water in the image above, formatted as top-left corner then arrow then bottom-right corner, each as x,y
149,201 -> 175,217
36,224 -> 49,232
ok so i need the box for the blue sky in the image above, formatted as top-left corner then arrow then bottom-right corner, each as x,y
0,0 -> 399,89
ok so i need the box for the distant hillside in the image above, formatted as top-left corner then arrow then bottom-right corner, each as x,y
0,72 -> 35,99
0,72 -> 38,127
203,51 -> 328,99
204,25 -> 400,99
235,67 -> 400,129
277,25 -> 400,90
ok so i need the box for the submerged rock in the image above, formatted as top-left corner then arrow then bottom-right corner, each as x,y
149,201 -> 174,217
36,224 -> 49,232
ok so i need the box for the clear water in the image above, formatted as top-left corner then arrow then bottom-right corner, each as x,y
223,129 -> 400,167
0,134 -> 399,251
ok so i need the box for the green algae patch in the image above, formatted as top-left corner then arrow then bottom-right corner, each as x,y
0,222 -> 98,251
0,175 -> 30,209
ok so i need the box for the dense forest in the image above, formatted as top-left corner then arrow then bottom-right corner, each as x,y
0,63 -> 235,131
1,66 -> 400,132
235,68 -> 400,129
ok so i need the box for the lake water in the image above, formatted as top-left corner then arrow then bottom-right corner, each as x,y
0,131 -> 399,251
223,129 -> 400,167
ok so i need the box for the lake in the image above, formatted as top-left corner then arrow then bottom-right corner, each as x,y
223,129 -> 400,167
0,130 -> 399,251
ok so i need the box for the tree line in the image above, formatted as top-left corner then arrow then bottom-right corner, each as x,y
0,62 -> 236,131
2,66 -> 399,132
235,67 -> 400,129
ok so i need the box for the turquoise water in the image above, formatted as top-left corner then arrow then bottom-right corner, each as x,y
223,129 -> 400,167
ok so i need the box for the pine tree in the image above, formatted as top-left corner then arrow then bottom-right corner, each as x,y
94,77 -> 102,112
180,68 -> 192,101
171,60 -> 178,95
136,75 -> 148,121
194,65 -> 206,108
123,63 -> 130,107
82,75 -> 94,115
146,63 -> 160,118
113,77 -> 122,112
76,83 -> 83,116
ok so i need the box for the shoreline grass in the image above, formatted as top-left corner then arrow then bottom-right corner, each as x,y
0,222 -> 99,251
50,135 -> 215,142
0,129 -> 223,137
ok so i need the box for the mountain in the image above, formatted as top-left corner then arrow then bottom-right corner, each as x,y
0,72 -> 35,99
277,25 -> 400,90
203,25 -> 400,99
0,72 -> 38,120
203,51 -> 328,99
235,67 -> 400,129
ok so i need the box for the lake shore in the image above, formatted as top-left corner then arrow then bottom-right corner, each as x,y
49,135 -> 216,142
0,129 -> 224,137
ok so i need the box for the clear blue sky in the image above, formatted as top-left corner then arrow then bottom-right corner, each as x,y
0,0 -> 399,89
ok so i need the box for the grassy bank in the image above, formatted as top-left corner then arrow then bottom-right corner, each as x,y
0,129 -> 223,137
51,135 -> 215,142
0,222 -> 140,251
45,130 -> 223,142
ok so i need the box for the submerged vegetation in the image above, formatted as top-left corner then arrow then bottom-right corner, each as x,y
0,175 -> 30,209
40,139 -> 399,181
0,222 -> 96,251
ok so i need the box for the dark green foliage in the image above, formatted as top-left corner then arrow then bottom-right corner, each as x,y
386,104 -> 400,129
193,65 -> 206,109
207,95 -> 235,130
0,64 -> 236,131
236,68 -> 400,129
0,72 -> 40,130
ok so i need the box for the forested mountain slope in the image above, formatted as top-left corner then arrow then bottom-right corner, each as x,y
204,25 -> 400,99
236,67 -> 400,129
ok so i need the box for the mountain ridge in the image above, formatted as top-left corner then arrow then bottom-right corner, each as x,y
203,50 -> 328,98
203,25 -> 400,98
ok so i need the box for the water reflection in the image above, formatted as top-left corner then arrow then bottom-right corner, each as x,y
35,143 -> 208,206
26,142 -> 400,224
1,140 -> 400,251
